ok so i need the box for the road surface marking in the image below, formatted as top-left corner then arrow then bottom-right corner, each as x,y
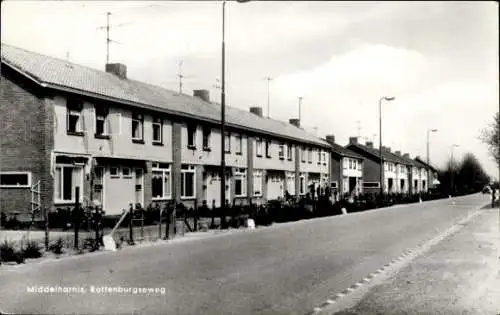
309,205 -> 486,315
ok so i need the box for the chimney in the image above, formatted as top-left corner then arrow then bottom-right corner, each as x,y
289,118 -> 301,128
415,155 -> 421,160
366,141 -> 374,148
250,106 -> 263,117
193,89 -> 210,102
349,137 -> 358,145
395,150 -> 401,156
381,146 -> 391,153
105,63 -> 127,79
403,153 -> 410,158
325,135 -> 335,145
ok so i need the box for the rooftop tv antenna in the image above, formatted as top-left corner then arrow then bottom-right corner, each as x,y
264,76 -> 273,118
96,12 -> 133,64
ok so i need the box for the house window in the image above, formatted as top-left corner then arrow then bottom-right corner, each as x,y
308,148 -> 312,163
287,144 -> 293,160
322,152 -> 326,165
265,140 -> 271,158
95,106 -> 109,136
224,131 -> 231,153
256,138 -> 263,157
152,163 -> 171,200
235,133 -> 242,154
109,166 -> 120,178
234,168 -> 246,197
122,167 -> 132,178
187,124 -> 197,148
253,170 -> 263,196
299,174 -> 306,195
0,172 -> 31,188
349,159 -> 353,169
363,182 -> 380,188
278,144 -> 285,160
330,181 -> 338,189
132,113 -> 144,141
152,117 -> 163,144
353,159 -> 357,170
202,126 -> 211,149
66,98 -> 83,133
54,165 -> 83,203
317,150 -> 321,164
181,165 -> 196,198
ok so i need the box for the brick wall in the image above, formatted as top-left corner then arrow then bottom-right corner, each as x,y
294,145 -> 300,197
0,66 -> 54,220
362,158 -> 380,183
172,121 -> 182,203
330,154 -> 341,190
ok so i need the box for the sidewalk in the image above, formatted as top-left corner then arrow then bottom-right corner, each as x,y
327,208 -> 500,315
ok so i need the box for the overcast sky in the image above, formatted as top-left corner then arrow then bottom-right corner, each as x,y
2,1 -> 498,178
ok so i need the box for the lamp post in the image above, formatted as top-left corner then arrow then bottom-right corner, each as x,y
220,0 -> 249,229
379,96 -> 395,198
450,144 -> 459,195
426,128 -> 438,191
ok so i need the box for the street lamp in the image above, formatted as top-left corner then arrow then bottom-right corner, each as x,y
379,96 -> 395,198
426,128 -> 438,191
450,144 -> 460,195
220,0 -> 250,228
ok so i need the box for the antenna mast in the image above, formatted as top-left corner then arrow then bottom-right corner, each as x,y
97,12 -> 132,65
177,60 -> 184,94
264,76 -> 273,118
298,96 -> 303,124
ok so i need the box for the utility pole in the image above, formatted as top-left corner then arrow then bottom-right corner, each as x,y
220,1 -> 227,229
264,76 -> 272,118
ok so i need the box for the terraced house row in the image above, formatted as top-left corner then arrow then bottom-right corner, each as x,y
0,44 -> 435,220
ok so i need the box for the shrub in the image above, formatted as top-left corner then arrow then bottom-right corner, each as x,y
83,238 -> 100,252
22,240 -> 42,259
0,240 -> 24,263
48,238 -> 65,255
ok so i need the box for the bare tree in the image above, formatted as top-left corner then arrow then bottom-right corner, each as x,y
480,112 -> 499,167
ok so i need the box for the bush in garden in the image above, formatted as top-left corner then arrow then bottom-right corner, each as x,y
48,237 -> 65,255
0,240 -> 24,263
22,240 -> 42,259
4,214 -> 21,230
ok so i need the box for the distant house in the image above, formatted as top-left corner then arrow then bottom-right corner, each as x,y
414,156 -> 439,190
346,139 -> 408,194
324,135 -> 364,198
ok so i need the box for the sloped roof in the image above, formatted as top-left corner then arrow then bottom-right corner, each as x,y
1,43 -> 330,148
413,158 -> 431,169
346,143 -> 405,163
326,142 -> 364,159
381,150 -> 414,166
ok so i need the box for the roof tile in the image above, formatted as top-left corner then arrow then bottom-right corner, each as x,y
1,43 -> 330,147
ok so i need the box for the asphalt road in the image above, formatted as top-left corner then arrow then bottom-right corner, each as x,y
0,193 -> 490,315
